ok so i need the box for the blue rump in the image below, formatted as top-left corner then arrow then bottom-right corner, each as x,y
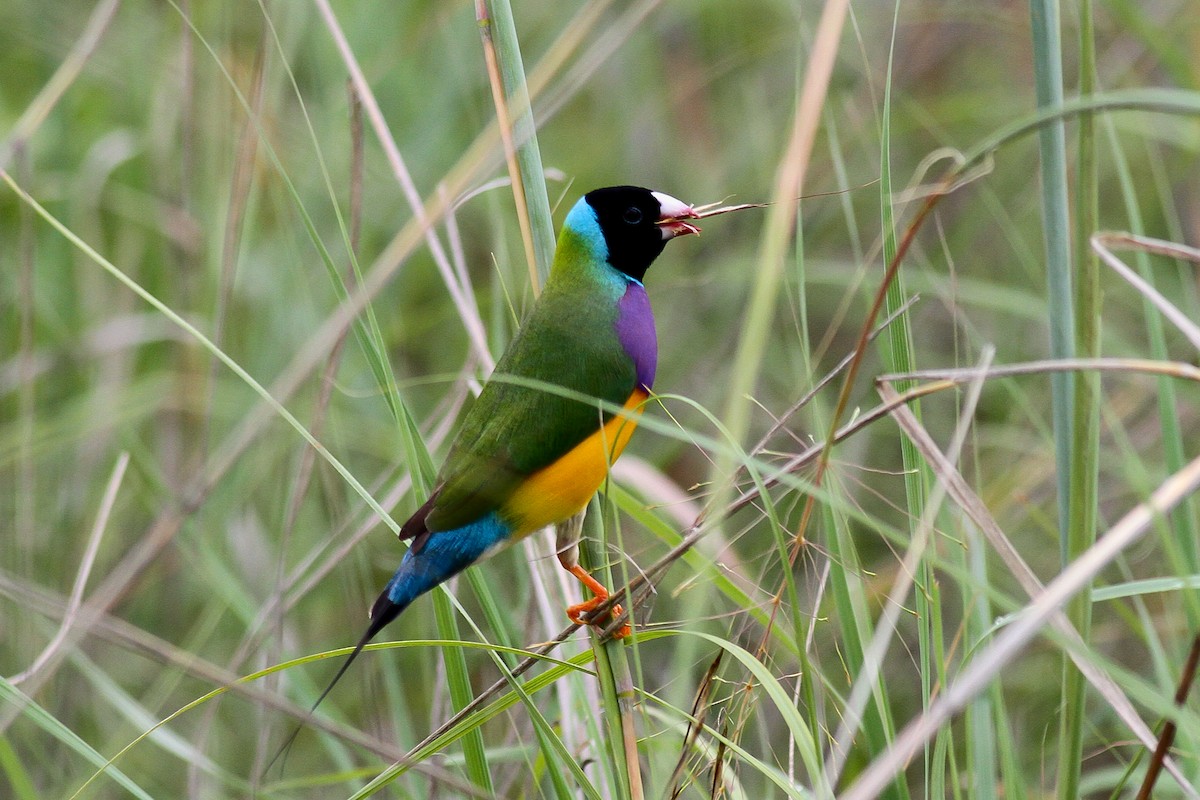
382,512 -> 512,610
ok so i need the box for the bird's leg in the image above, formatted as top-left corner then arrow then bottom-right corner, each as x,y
563,564 -> 632,639
555,510 -> 631,638
553,511 -> 584,577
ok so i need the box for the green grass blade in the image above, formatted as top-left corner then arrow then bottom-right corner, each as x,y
430,592 -> 493,794
880,3 -> 927,794
482,0 -> 556,287
1058,3 -> 1100,797
1028,0 -> 1076,553
1103,121 -> 1200,579
1,678 -> 156,800
0,734 -> 38,800
0,172 -> 405,537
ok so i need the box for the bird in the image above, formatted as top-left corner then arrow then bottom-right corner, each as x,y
306,185 -> 701,713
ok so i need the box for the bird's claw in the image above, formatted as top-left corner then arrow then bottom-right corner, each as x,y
563,563 -> 632,639
567,597 -> 631,639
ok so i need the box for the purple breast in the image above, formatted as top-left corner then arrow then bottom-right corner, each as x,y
614,282 -> 657,390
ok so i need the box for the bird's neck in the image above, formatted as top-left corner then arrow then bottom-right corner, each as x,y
548,226 -> 658,391
547,227 -> 628,297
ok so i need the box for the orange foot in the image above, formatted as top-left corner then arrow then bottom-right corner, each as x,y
564,564 -> 631,639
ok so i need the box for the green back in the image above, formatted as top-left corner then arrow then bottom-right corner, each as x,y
425,228 -> 637,532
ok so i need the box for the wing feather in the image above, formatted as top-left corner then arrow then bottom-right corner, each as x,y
426,289 -> 635,533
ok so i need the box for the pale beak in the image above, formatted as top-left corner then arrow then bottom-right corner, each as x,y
652,191 -> 701,239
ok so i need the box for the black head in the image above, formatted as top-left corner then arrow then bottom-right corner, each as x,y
584,186 -> 698,282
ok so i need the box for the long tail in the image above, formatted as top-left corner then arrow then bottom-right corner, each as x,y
265,590 -> 409,773
266,511 -> 506,772
311,592 -> 409,716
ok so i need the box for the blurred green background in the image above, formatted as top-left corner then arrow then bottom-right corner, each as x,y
3,1 -> 1200,798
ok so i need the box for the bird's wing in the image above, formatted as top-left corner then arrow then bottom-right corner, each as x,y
397,489 -> 440,554
425,305 -> 636,533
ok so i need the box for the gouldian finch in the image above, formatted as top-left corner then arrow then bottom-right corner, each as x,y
312,186 -> 699,705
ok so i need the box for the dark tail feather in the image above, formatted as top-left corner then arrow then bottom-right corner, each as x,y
265,592 -> 409,775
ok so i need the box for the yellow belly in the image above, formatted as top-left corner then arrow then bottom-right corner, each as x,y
503,389 -> 648,537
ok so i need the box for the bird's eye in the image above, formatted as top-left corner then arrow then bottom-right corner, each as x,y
622,206 -> 643,224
